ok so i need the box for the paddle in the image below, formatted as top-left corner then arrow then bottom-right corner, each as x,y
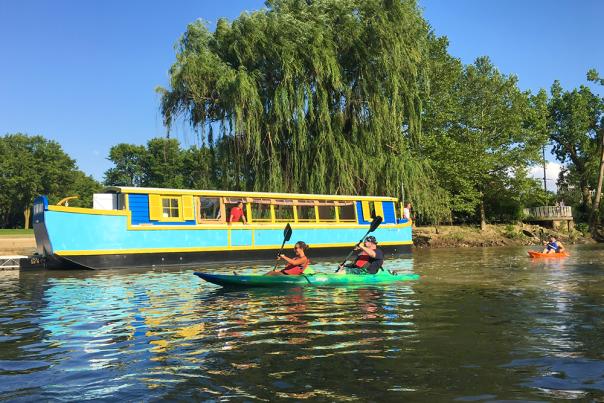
335,215 -> 383,272
273,223 -> 293,271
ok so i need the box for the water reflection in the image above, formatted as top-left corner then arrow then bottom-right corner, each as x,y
1,247 -> 604,401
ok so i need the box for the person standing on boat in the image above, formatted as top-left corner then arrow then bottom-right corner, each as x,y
228,201 -> 247,224
337,236 -> 384,275
267,241 -> 310,275
403,203 -> 412,221
542,235 -> 565,254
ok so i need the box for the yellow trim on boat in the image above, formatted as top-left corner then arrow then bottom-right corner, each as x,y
105,186 -> 397,202
124,222 -> 410,230
54,240 -> 413,256
48,205 -> 128,216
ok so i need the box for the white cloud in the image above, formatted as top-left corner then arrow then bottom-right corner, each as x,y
528,162 -> 562,192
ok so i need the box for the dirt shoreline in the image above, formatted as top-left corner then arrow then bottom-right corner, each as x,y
0,237 -> 36,256
413,224 -> 594,249
0,224 -> 594,256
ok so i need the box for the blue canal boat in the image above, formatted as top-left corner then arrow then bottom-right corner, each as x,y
32,187 -> 412,269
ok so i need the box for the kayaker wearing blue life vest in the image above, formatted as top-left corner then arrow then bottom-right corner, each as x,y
542,235 -> 565,254
266,241 -> 310,275
336,236 -> 384,275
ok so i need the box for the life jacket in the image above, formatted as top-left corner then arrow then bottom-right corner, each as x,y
354,252 -> 371,268
282,257 -> 310,275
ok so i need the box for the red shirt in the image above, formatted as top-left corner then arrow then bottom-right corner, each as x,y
229,206 -> 244,222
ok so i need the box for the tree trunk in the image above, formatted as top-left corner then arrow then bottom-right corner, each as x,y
23,207 -> 31,229
580,181 -> 593,210
590,130 -> 604,236
480,200 -> 487,231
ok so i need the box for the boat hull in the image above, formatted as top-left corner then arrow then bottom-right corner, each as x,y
194,271 -> 420,288
527,250 -> 569,258
52,244 -> 413,270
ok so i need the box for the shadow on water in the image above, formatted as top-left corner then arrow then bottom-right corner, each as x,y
1,246 -> 604,401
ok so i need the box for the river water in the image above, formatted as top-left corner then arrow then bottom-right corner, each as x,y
1,245 -> 604,402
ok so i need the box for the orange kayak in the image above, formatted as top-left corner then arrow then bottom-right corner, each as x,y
527,250 -> 569,258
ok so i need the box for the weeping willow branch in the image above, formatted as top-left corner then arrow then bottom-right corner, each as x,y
158,0 -> 450,223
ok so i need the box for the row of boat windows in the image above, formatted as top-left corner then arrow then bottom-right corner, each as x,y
151,195 -> 387,224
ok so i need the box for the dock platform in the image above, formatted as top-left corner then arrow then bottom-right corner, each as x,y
0,255 -> 28,270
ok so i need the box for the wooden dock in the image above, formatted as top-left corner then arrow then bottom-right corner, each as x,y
523,206 -> 574,230
0,255 -> 27,270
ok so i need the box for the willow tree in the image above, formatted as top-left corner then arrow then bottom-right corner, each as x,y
158,0 -> 449,222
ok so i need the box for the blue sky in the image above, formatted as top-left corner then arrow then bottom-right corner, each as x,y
1,0 -> 602,181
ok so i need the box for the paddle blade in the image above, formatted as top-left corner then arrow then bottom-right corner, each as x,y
369,216 -> 383,232
284,223 -> 293,242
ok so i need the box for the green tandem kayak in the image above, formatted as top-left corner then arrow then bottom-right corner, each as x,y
194,271 -> 420,288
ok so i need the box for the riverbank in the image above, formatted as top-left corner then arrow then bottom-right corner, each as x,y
413,223 -> 593,248
0,235 -> 35,255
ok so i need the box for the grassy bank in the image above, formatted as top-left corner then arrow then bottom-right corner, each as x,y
413,224 -> 592,248
0,229 -> 34,237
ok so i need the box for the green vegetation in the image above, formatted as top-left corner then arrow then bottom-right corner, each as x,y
0,229 -> 34,237
0,134 -> 102,229
1,0 -> 603,237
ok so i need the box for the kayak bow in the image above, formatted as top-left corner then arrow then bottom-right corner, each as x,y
194,271 -> 420,288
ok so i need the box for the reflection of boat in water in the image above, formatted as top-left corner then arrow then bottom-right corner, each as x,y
528,251 -> 570,259
33,187 -> 412,270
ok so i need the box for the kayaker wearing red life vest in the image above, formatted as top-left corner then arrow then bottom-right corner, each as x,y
266,241 -> 310,275
337,236 -> 384,275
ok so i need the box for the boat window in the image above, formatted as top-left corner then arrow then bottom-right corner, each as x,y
245,199 -> 271,222
318,205 -> 337,222
338,203 -> 356,222
297,204 -> 316,222
199,198 -> 222,221
274,204 -> 295,222
162,197 -> 180,218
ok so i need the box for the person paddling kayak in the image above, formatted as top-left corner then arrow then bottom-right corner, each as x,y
336,236 -> 384,275
266,241 -> 310,275
542,235 -> 565,254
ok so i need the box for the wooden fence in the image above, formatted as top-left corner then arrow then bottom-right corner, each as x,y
523,206 -> 573,220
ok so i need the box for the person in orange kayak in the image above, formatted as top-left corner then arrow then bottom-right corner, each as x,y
336,236 -> 384,275
542,235 -> 565,254
266,241 -> 310,275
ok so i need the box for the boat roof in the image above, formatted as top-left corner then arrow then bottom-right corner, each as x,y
105,186 -> 397,202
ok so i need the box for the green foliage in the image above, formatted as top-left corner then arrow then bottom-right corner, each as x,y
0,133 -> 101,228
503,224 -> 522,239
549,80 -> 602,206
575,222 -> 589,235
549,73 -> 604,227
422,55 -> 547,223
157,0 -> 451,223
104,144 -> 147,186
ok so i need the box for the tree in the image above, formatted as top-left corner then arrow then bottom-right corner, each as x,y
423,57 -> 546,229
157,0 -> 450,222
0,134 -> 100,228
548,79 -> 603,227
585,69 -> 604,233
104,144 -> 146,186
